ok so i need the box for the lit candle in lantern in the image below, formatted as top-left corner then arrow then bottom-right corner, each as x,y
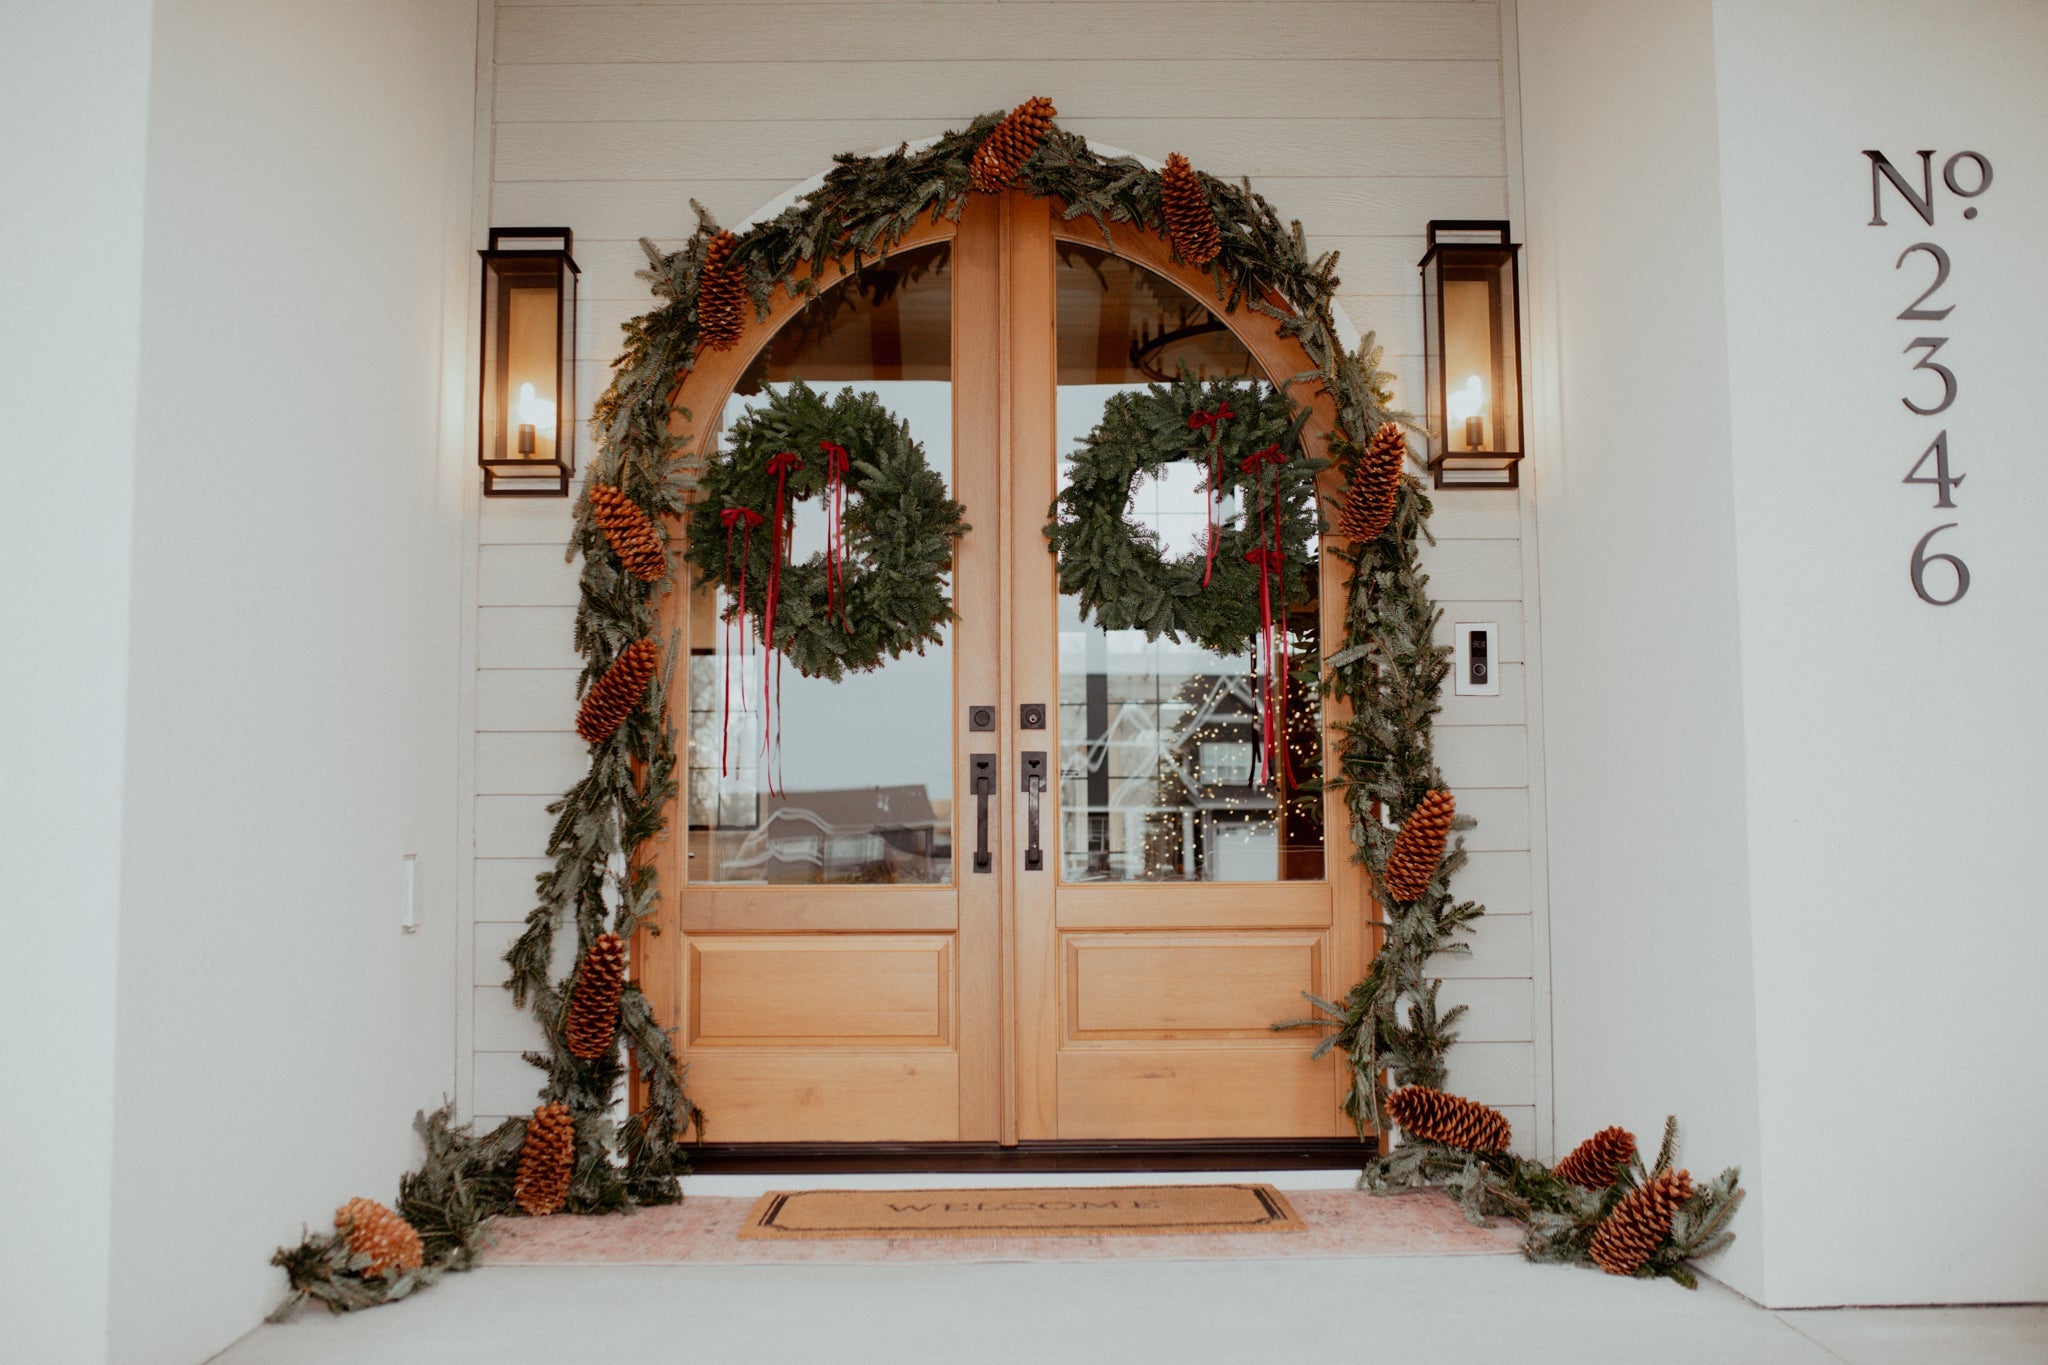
1448,374 -> 1486,450
515,381 -> 556,457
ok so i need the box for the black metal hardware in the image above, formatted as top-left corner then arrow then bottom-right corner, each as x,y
969,705 -> 995,732
1019,702 -> 1046,729
1021,750 -> 1046,871
971,754 -> 996,873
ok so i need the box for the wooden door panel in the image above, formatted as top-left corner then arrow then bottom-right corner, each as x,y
685,1052 -> 961,1143
649,194 -> 1371,1149
1063,932 -> 1323,1040
1055,883 -> 1332,931
679,886 -> 957,934
1055,1049 -> 1344,1140
688,935 -> 952,1047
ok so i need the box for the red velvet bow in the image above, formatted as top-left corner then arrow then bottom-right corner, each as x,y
717,507 -> 764,778
1188,401 -> 1236,586
1243,548 -> 1291,788
759,451 -> 805,794
818,440 -> 851,624
1239,440 -> 1293,788
1239,443 -> 1284,476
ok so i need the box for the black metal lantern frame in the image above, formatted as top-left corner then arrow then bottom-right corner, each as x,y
478,227 -> 579,496
1419,220 -> 1525,489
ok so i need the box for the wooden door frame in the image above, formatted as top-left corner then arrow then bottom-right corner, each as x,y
634,197 -> 1375,1162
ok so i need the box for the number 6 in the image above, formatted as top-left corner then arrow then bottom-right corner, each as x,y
1909,523 -> 1970,606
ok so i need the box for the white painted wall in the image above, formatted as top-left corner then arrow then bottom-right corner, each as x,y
467,0 -> 1553,1157
0,4 -> 153,1360
1521,0 -> 2048,1308
94,3 -> 479,1362
1515,0 -> 1767,1298
1711,0 -> 2048,1308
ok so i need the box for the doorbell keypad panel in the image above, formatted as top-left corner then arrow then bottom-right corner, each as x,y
1453,622 -> 1500,696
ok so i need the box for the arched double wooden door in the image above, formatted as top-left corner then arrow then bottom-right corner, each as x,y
641,192 -> 1366,1151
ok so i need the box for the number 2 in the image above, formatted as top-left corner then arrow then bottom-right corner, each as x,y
1902,430 -> 1964,508
1901,337 -> 1956,415
1895,242 -> 1954,321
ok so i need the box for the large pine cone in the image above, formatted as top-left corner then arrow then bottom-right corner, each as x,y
970,96 -> 1058,192
1590,1167 -> 1695,1275
1383,788 -> 1456,902
574,638 -> 660,744
1553,1126 -> 1638,1189
334,1197 -> 424,1278
1385,1085 -> 1513,1154
696,231 -> 746,352
1339,422 -> 1406,541
514,1103 -> 576,1216
1158,152 -> 1220,267
564,932 -> 627,1061
588,483 -> 667,582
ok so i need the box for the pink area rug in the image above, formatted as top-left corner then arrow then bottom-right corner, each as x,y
481,1188 -> 1521,1265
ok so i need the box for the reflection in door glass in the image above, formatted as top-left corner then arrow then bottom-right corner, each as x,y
687,244 -> 954,885
1054,243 -> 1323,883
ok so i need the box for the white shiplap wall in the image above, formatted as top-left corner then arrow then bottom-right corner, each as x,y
466,0 -> 1551,1156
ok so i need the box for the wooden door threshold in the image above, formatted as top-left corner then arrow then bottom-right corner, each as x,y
684,1138 -> 1377,1174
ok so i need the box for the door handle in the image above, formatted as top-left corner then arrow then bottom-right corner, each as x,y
971,754 -> 996,874
1021,750 -> 1046,872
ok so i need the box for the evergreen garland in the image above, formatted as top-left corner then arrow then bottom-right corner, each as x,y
269,100 -> 1504,1314
1045,370 -> 1322,656
684,381 -> 967,680
1369,1116 -> 1745,1289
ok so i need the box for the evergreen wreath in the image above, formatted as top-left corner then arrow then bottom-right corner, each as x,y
1045,370 -> 1322,657
683,380 -> 967,682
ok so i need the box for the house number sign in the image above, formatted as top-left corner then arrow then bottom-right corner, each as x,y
1865,148 -> 1993,606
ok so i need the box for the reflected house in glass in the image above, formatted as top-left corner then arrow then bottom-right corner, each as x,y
713,784 -> 947,885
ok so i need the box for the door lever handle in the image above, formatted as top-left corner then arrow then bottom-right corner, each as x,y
1021,750 -> 1047,872
971,754 -> 996,874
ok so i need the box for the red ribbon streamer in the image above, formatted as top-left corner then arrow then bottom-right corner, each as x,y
1238,442 -> 1293,788
818,439 -> 851,625
718,507 -> 763,778
1187,400 -> 1235,586
760,449 -> 805,795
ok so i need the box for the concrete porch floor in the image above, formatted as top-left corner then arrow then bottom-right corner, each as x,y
211,1255 -> 2047,1364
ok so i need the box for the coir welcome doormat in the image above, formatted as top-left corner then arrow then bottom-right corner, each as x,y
737,1184 -> 1304,1240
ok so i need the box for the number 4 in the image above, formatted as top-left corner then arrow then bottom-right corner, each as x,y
1903,430 -> 1964,508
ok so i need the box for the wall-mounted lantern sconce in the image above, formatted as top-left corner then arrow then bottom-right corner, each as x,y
1419,220 -> 1524,489
478,227 -> 579,496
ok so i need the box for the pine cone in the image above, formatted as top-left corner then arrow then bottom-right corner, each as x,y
588,483 -> 667,582
1385,1085 -> 1513,1154
334,1197 -> 424,1278
1590,1167 -> 1695,1276
575,638 -> 660,744
564,932 -> 627,1060
1338,422 -> 1406,541
1383,788 -> 1455,902
1158,152 -> 1220,267
1553,1126 -> 1638,1189
696,231 -> 746,352
970,96 -> 1058,193
514,1103 -> 576,1217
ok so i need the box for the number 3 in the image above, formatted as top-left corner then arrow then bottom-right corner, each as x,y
1902,337 -> 1956,415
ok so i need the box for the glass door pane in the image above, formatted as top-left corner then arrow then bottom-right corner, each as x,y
1053,242 -> 1324,883
686,243 -> 955,885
